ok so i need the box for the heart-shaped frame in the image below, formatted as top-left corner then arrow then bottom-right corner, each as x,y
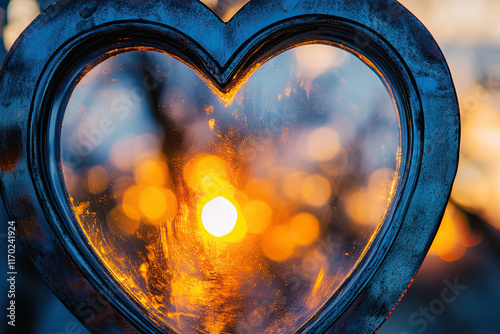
0,0 -> 459,333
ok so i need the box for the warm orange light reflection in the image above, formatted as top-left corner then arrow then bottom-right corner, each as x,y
283,171 -> 307,200
243,200 -> 272,234
301,175 -> 332,207
290,213 -> 320,246
202,196 -> 238,237
183,154 -> 231,194
134,157 -> 169,186
429,203 -> 483,262
62,45 -> 402,334
343,168 -> 397,226
208,118 -> 216,130
110,134 -> 160,172
85,165 -> 109,194
107,205 -> 140,235
122,185 -> 178,225
261,225 -> 295,262
307,127 -> 340,162
140,186 -> 177,224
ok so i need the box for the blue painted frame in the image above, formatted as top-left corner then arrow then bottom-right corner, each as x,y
0,0 -> 459,333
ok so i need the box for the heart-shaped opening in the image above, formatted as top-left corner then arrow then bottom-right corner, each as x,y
60,43 -> 402,333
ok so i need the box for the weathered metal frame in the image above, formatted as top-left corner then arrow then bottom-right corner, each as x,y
0,0 -> 459,333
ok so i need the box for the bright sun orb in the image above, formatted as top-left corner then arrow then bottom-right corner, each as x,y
202,196 -> 238,237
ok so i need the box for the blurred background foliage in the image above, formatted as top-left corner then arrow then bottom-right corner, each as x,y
0,0 -> 499,333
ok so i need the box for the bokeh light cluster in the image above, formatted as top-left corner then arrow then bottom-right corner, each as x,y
397,0 -> 500,264
1,0 -> 498,333
60,45 -> 400,333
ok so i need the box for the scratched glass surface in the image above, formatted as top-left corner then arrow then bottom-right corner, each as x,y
60,45 -> 402,334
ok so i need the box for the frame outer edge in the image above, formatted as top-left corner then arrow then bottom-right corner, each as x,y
0,0 -> 460,333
